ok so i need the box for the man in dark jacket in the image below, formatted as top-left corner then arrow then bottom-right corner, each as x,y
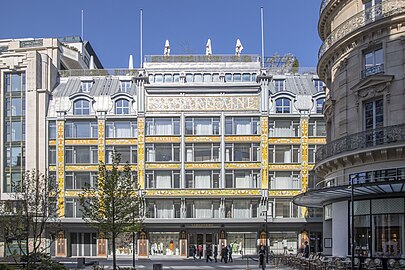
304,241 -> 310,258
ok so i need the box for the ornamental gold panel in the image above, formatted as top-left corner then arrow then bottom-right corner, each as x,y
145,163 -> 181,170
268,138 -> 301,144
184,136 -> 221,143
146,189 -> 261,197
65,191 -> 81,197
57,120 -> 65,217
65,165 -> 99,171
269,190 -> 300,197
300,117 -> 309,196
98,119 -> 105,163
308,138 -> 326,144
49,140 -> 56,146
225,163 -> 261,169
308,164 -> 315,170
145,136 -> 181,143
105,165 -> 138,171
105,139 -> 138,145
261,117 -> 269,189
65,139 -> 98,145
49,166 -> 56,171
269,164 -> 301,170
138,118 -> 145,188
225,136 -> 261,142
185,163 -> 222,170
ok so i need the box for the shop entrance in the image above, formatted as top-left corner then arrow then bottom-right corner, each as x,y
188,233 -> 217,258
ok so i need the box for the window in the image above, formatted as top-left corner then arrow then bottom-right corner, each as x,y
269,145 -> 300,163
5,73 -> 25,92
146,144 -> 180,162
164,74 -> 173,83
313,79 -> 324,92
146,117 -> 180,135
65,146 -> 98,164
363,47 -> 383,78
275,199 -> 292,218
364,0 -> 383,22
106,121 -> 137,138
73,99 -> 90,115
225,117 -> 260,135
308,120 -> 326,137
80,81 -> 93,93
115,99 -> 130,115
275,98 -> 291,113
186,200 -> 221,219
155,74 -> 163,83
185,117 -> 220,135
185,143 -> 220,162
148,199 -> 181,219
49,121 -> 56,139
225,170 -> 260,188
269,171 -> 301,189
269,119 -> 300,137
65,198 -> 84,218
105,146 -> 137,164
185,170 -> 220,188
316,98 -> 325,114
274,79 -> 285,92
225,143 -> 260,162
223,199 -> 259,219
365,99 -> 383,130
65,121 -> 98,138
49,147 -> 56,165
65,172 -> 98,190
146,170 -> 180,189
119,81 -> 132,92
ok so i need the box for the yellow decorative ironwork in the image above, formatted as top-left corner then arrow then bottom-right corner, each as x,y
269,164 -> 301,170
225,136 -> 261,142
145,163 -> 181,170
65,139 -> 98,145
65,191 -> 82,197
269,190 -> 300,197
138,118 -> 145,188
184,163 -> 221,170
147,96 -> 260,112
268,138 -> 301,144
145,136 -> 181,143
146,189 -> 261,197
184,136 -> 221,143
225,163 -> 261,169
308,164 -> 315,170
105,139 -> 138,145
49,166 -> 57,171
65,165 -> 99,171
98,120 -> 105,163
261,117 -> 269,189
49,140 -> 56,146
300,117 -> 309,218
57,120 -> 65,217
105,165 -> 138,171
308,138 -> 326,144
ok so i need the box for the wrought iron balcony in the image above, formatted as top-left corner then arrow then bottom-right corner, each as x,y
59,69 -> 138,77
318,0 -> 405,59
144,54 -> 260,63
361,63 -> 384,78
315,124 -> 405,164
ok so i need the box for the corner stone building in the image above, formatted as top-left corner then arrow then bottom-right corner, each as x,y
295,0 -> 405,258
0,37 -> 326,257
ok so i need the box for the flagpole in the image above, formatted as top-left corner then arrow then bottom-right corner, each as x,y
140,8 -> 143,68
261,7 -> 265,68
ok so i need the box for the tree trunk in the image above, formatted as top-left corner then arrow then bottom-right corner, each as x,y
112,233 -> 117,270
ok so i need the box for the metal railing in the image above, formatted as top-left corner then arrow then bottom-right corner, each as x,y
361,63 -> 384,78
59,69 -> 139,77
318,0 -> 405,59
144,54 -> 260,63
315,124 -> 405,163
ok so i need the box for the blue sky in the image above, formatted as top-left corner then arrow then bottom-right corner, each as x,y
1,0 -> 321,68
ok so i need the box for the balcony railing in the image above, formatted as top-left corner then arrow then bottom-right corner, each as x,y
318,0 -> 405,59
361,63 -> 384,78
315,124 -> 405,164
144,54 -> 260,63
59,69 -> 138,77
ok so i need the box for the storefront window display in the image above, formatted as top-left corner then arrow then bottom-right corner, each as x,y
113,233 -> 135,255
269,232 -> 298,254
228,232 -> 256,255
150,232 -> 179,255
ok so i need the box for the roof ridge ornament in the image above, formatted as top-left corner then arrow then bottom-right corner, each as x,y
206,39 -> 212,56
164,40 -> 170,56
235,39 -> 243,56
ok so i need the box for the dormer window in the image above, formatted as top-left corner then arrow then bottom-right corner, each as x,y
74,99 -> 90,115
274,79 -> 285,92
115,99 -> 130,115
313,79 -> 324,92
275,98 -> 291,113
316,98 -> 325,114
119,81 -> 132,93
81,81 -> 93,93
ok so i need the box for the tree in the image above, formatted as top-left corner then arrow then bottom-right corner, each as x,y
0,170 -> 60,269
79,153 -> 143,270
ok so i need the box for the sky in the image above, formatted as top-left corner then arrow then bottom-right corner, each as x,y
0,0 -> 321,69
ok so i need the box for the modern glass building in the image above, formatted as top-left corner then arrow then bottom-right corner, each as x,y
294,0 -> 405,259
0,37 -> 326,257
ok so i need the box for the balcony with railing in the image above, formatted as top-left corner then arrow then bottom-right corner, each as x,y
144,55 -> 260,63
315,124 -> 405,164
361,63 -> 384,78
318,0 -> 405,60
59,69 -> 138,77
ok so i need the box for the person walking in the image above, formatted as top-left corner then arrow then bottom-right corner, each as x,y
206,245 -> 213,262
259,245 -> 266,270
221,245 -> 225,262
304,241 -> 310,258
198,244 -> 203,260
213,245 -> 218,262
228,244 -> 233,262
223,245 -> 228,263
192,245 -> 197,260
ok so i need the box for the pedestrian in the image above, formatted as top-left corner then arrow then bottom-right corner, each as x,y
304,241 -> 310,258
228,244 -> 233,262
199,244 -> 203,260
259,245 -> 266,270
223,245 -> 228,263
221,245 -> 225,262
192,245 -> 197,260
282,239 -> 288,255
206,244 -> 213,262
213,245 -> 218,262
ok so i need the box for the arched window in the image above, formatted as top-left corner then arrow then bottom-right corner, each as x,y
74,99 -> 90,115
275,98 -> 291,113
316,98 -> 325,113
115,99 -> 130,115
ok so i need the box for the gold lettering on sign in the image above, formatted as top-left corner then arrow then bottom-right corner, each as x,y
147,96 -> 259,111
225,163 -> 261,169
65,165 -> 99,171
138,118 -> 145,189
261,117 -> 269,189
269,190 -> 300,197
184,136 -> 221,143
225,136 -> 261,142
106,139 -> 138,145
308,138 -> 326,144
57,120 -> 65,217
65,139 -> 98,145
268,138 -> 301,144
184,163 -> 221,170
145,163 -> 181,170
146,189 -> 261,197
269,164 -> 301,170
145,137 -> 181,143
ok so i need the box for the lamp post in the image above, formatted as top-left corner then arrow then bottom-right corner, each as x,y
351,180 -> 355,270
261,190 -> 269,264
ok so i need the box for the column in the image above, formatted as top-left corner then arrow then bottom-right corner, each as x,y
300,116 -> 309,218
179,230 -> 187,257
98,113 -> 105,163
56,115 -> 65,217
137,231 -> 149,258
180,113 -> 185,188
137,117 -> 145,189
220,112 -> 225,188
219,229 -> 227,256
260,117 -> 269,189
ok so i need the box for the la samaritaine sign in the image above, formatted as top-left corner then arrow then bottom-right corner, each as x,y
147,96 -> 259,111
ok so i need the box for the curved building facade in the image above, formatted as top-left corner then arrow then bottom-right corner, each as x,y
295,0 -> 405,258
